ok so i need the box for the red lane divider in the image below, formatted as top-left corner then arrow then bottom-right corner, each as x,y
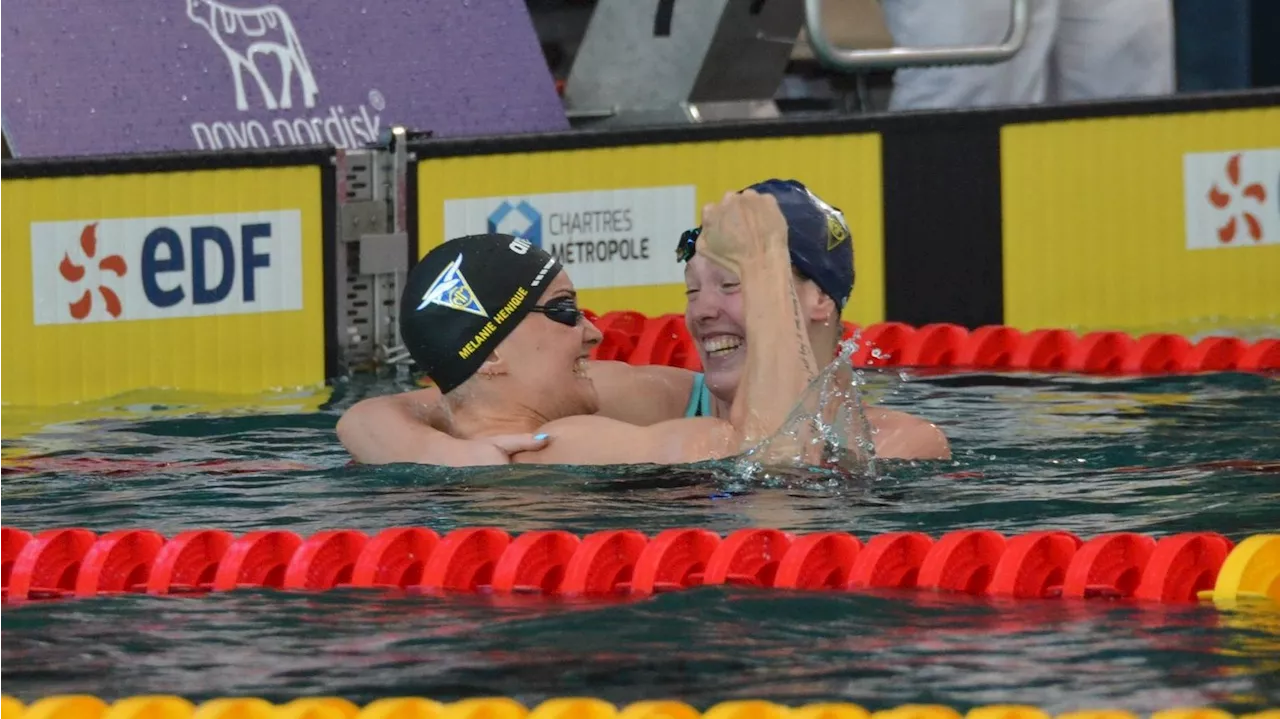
1,527 -> 1239,606
583,314 -> 1278,375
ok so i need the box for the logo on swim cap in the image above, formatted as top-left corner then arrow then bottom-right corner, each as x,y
417,253 -> 488,318
825,213 -> 849,250
801,188 -> 849,251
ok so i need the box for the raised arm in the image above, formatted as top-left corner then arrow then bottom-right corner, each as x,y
697,191 -> 822,455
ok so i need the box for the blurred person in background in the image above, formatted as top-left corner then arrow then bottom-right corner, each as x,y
881,0 -> 1175,110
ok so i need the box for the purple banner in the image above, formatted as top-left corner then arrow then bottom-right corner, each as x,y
2,0 -> 569,158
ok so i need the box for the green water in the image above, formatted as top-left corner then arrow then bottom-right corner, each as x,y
2,369 -> 1279,713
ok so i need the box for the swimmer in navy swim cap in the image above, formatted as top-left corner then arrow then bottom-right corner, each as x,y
343,190 -> 827,467
675,179 -> 945,460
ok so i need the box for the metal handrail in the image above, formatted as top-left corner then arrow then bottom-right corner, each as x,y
803,0 -> 1030,71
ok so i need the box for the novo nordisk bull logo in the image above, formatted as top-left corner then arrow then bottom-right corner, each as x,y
187,0 -> 319,112
186,0 -> 384,150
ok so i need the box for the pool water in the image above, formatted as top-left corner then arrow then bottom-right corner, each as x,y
2,368 -> 1279,713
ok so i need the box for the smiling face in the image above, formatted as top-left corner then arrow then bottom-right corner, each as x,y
682,255 -> 748,398
683,254 -> 841,403
491,271 -> 603,419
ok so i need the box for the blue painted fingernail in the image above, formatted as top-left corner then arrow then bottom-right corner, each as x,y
534,433 -> 549,441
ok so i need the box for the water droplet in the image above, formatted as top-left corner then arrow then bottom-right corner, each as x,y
180,42 -> 188,49
181,95 -> 188,102
360,7 -> 367,13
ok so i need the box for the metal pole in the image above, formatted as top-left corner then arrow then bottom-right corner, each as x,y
804,0 -> 1030,72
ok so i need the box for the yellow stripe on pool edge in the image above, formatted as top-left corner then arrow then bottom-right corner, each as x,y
415,134 -> 886,328
1000,106 -> 1280,335
0,166 -> 327,407
6,700 -> 1272,719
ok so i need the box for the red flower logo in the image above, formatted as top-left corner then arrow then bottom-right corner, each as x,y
1207,153 -> 1268,244
59,223 -> 128,320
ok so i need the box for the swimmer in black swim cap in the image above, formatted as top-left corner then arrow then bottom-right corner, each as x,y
399,233 -> 603,421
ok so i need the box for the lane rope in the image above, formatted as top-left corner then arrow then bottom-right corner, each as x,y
3,527 -> 1275,607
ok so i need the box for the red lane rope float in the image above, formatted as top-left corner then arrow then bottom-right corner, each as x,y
5,527 -> 1269,607
577,312 -> 1278,376
629,314 -> 702,370
147,529 -> 235,595
848,532 -> 933,590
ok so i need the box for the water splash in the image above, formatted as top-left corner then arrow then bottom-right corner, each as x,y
732,333 -> 878,485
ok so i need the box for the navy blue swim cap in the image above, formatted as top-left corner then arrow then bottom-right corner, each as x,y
675,179 -> 854,311
749,179 -> 855,312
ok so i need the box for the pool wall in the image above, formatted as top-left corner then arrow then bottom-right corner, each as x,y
2,90 -> 1277,406
1,148 -> 339,406
410,89 -> 1280,336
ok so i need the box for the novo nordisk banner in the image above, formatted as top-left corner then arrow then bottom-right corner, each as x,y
1,0 -> 567,158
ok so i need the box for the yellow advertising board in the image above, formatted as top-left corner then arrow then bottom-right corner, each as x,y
1001,106 -> 1280,335
415,133 -> 885,327
1,165 -> 328,407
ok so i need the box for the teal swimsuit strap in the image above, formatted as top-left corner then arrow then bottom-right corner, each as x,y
684,373 -> 713,418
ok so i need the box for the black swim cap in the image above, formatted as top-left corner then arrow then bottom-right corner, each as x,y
399,233 -> 562,393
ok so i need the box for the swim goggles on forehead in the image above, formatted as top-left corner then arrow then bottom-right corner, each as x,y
675,227 -> 701,263
527,296 -> 583,327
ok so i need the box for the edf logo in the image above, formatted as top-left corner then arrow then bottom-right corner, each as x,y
141,223 -> 272,308
488,200 -> 542,248
30,210 -> 305,326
